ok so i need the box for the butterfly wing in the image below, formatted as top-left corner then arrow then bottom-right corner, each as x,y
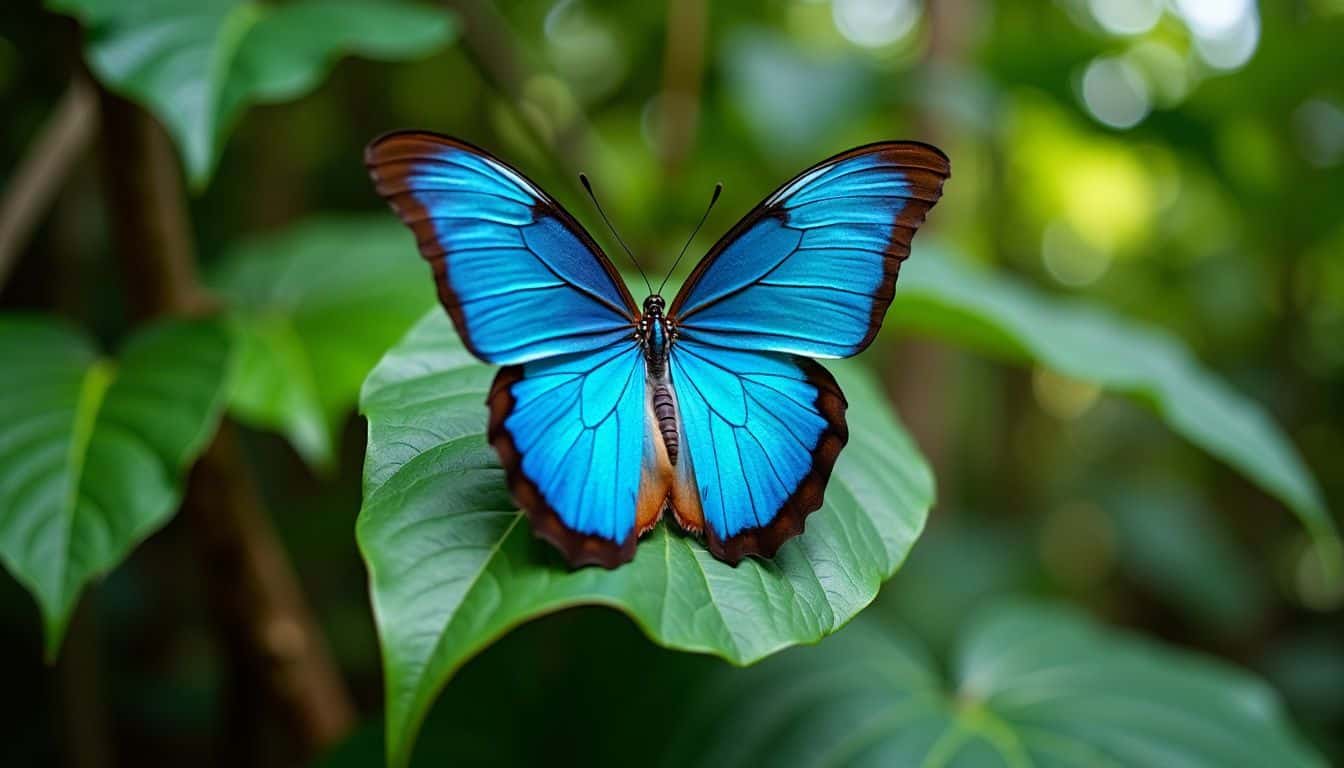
666,341 -> 847,563
669,142 -> 950,358
366,131 -> 637,364
367,132 -> 662,567
667,142 -> 949,561
489,344 -> 670,567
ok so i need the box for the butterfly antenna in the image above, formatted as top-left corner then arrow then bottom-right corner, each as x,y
658,182 -> 723,295
579,173 -> 652,295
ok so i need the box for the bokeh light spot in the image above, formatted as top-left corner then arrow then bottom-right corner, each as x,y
831,0 -> 920,48
1033,367 -> 1103,419
1293,99 -> 1344,168
1087,0 -> 1162,35
1081,56 -> 1151,129
1042,221 -> 1112,287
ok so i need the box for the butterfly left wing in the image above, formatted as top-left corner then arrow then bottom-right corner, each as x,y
667,142 -> 949,561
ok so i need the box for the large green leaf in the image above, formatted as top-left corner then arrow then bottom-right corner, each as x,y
49,0 -> 456,186
664,601 -> 1325,767
890,247 -> 1340,574
0,316 -> 231,658
357,311 -> 934,768
208,216 -> 434,469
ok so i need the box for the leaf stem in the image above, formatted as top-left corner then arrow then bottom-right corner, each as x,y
95,86 -> 356,757
0,75 -> 98,291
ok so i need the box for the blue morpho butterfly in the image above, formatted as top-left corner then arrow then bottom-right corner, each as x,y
366,132 -> 949,568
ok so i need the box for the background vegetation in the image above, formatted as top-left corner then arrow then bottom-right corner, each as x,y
2,0 -> 1341,766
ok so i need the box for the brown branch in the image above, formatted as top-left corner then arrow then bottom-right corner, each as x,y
56,601 -> 112,768
442,0 -> 593,177
95,87 -> 213,320
96,89 -> 356,759
0,75 -> 98,290
888,0 -> 974,480
656,0 -> 708,178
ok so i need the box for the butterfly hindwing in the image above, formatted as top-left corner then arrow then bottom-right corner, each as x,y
366,131 -> 637,365
488,342 -> 672,567
665,142 -> 948,558
666,340 -> 847,563
670,142 -> 950,358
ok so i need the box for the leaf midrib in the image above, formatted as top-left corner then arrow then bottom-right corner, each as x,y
50,359 -> 115,652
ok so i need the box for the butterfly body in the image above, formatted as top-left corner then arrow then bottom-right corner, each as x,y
367,132 -> 949,568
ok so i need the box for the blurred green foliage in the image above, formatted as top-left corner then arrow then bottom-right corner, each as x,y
0,318 -> 230,658
2,0 -> 1343,766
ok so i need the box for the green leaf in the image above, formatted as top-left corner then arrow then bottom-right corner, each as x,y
664,601 -> 1325,767
0,316 -> 231,659
357,311 -> 934,768
207,216 -> 434,469
1107,482 -> 1268,634
890,247 -> 1341,575
49,0 -> 456,187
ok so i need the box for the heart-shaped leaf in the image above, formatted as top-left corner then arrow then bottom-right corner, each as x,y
663,601 -> 1325,767
357,311 -> 934,767
891,247 -> 1340,573
208,216 -> 434,469
0,316 -> 231,658
50,0 -> 456,187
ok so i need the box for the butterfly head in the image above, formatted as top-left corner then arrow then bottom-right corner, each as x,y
642,294 -> 666,318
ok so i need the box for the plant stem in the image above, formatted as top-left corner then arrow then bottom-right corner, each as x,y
888,0 -> 973,480
442,0 -> 592,177
656,0 -> 707,179
0,75 -> 98,290
56,601 -> 112,768
96,88 -> 356,760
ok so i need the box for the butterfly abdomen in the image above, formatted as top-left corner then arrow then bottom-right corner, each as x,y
653,384 -> 679,465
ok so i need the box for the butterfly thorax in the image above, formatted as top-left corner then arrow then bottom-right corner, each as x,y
639,295 -> 673,377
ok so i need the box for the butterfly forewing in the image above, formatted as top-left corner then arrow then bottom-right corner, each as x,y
365,131 -> 637,365
670,142 -> 950,358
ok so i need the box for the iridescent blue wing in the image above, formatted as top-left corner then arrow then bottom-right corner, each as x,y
665,341 -> 846,563
366,131 -> 637,364
368,132 -> 662,567
668,142 -> 950,358
666,142 -> 949,560
488,344 -> 670,567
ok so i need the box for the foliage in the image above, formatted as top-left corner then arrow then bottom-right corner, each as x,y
664,602 -> 1324,767
0,317 -> 231,658
891,247 -> 1340,569
357,312 -> 934,767
207,216 -> 434,469
47,0 -> 456,186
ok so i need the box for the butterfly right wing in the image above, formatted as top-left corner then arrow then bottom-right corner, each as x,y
366,131 -> 638,364
368,132 -> 663,567
666,340 -> 847,564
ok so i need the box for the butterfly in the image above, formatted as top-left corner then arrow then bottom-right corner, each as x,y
366,132 -> 949,567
